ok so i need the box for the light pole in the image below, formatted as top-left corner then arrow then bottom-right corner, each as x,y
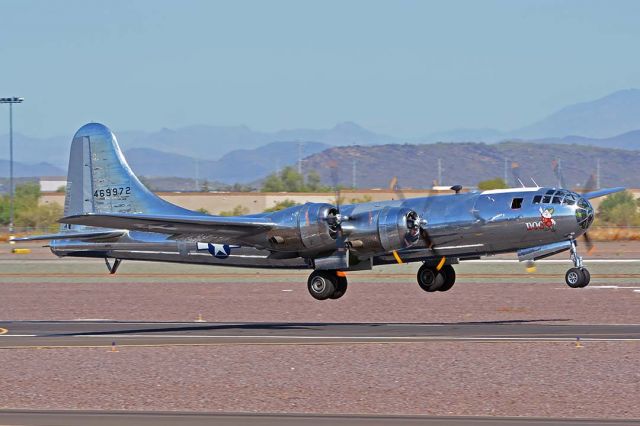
0,97 -> 24,235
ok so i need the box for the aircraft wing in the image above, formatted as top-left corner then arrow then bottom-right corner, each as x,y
59,213 -> 275,241
583,187 -> 625,199
11,230 -> 126,242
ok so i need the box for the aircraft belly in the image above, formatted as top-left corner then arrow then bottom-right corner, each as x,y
51,239 -> 309,269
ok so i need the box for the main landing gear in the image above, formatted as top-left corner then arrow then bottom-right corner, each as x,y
417,263 -> 456,292
307,270 -> 348,300
565,240 -> 590,288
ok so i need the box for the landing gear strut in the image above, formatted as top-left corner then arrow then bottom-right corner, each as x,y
565,240 -> 590,288
307,270 -> 348,300
417,263 -> 456,292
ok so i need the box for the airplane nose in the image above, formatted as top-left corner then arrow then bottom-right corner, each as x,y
576,198 -> 594,230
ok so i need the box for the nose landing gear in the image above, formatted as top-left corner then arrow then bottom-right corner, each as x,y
565,240 -> 590,288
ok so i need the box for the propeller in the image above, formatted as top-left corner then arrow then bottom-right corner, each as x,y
327,161 -> 347,251
388,176 -> 433,248
548,161 -> 597,253
580,173 -> 597,254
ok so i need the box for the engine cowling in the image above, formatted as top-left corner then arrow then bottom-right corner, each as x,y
378,206 -> 422,252
266,203 -> 337,252
343,206 -> 423,254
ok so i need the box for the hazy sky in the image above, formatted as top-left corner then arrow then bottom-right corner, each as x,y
1,0 -> 639,137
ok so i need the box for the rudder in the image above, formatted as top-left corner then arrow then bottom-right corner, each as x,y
64,123 -> 188,219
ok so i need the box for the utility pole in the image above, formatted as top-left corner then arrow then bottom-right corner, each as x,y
557,159 -> 562,188
352,159 -> 356,189
503,158 -> 508,186
194,158 -> 199,191
0,97 -> 24,236
596,158 -> 601,189
297,141 -> 303,174
437,158 -> 443,185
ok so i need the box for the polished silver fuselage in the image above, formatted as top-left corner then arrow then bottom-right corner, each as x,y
50,187 -> 593,269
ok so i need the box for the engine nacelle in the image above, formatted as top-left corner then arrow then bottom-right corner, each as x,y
344,206 -> 422,255
266,203 -> 337,252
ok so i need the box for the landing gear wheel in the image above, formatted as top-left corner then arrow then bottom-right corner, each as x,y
307,270 -> 337,300
578,268 -> 590,288
417,264 -> 445,292
566,239 -> 590,288
437,265 -> 456,292
565,267 -> 587,288
329,275 -> 348,299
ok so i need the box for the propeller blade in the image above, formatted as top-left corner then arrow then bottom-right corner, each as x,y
389,176 -> 406,200
328,161 -> 347,250
525,260 -> 537,273
583,232 -> 595,254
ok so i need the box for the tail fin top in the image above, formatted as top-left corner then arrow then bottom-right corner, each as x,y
64,123 -> 189,219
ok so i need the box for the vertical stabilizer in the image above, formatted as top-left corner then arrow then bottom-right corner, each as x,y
64,123 -> 189,223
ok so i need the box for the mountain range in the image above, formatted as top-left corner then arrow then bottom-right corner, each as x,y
1,88 -> 640,184
125,141 -> 330,183
303,141 -> 639,189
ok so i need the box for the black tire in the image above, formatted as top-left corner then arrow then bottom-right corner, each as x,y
417,264 -> 445,292
330,275 -> 348,299
578,268 -> 590,288
437,265 -> 456,292
565,267 -> 585,288
307,270 -> 337,300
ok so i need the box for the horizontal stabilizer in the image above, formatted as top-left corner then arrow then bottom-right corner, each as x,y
583,187 -> 625,199
60,213 -> 275,237
10,230 -> 126,242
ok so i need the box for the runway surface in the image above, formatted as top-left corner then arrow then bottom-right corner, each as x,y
1,320 -> 639,348
0,410 -> 637,426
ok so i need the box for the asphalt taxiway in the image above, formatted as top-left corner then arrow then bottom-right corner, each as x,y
0,410 -> 637,426
0,321 -> 639,348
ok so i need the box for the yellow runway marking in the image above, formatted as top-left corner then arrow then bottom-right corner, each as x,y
0,328 -> 7,335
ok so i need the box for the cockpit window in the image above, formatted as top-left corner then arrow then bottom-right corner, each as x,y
536,190 -> 581,206
511,198 -> 523,209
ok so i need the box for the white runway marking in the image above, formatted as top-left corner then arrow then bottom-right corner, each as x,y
4,258 -> 640,264
587,286 -> 640,289
467,259 -> 640,263
0,334 -> 36,337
